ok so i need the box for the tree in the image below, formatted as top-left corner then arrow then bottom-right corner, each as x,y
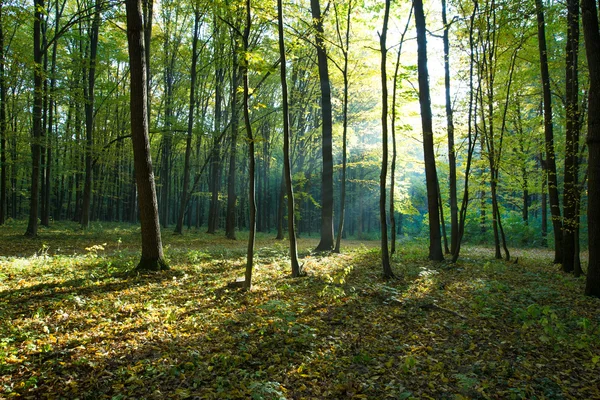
311,0 -> 334,252
378,0 -> 394,278
80,0 -> 101,229
414,0 -> 443,261
25,0 -> 45,237
125,0 -> 168,271
442,0 -> 457,255
277,0 -> 301,277
562,0 -> 580,273
390,4 -> 412,256
535,0 -> 563,264
175,3 -> 201,235
582,0 -> 600,297
452,0 -> 479,263
242,0 -> 254,289
333,0 -> 352,254
0,0 -> 6,225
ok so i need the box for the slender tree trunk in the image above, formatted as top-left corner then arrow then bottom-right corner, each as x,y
242,0 -> 255,289
389,4 -> 412,256
452,0 -> 478,263
126,0 -> 167,271
175,7 -> 200,235
334,0 -> 352,254
207,33 -> 223,234
442,0 -> 458,255
311,0 -> 334,251
438,178 -> 450,254
275,166 -> 284,240
226,53 -> 241,240
414,0 -> 443,261
81,0 -> 100,229
540,152 -> 548,246
535,0 -> 563,264
379,0 -> 394,278
582,0 -> 600,297
563,0 -> 580,273
26,0 -> 44,237
277,0 -> 301,276
0,0 -> 6,225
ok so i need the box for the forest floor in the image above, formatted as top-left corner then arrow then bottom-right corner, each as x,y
0,221 -> 599,399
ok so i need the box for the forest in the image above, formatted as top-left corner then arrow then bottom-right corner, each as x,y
1,0 -> 600,398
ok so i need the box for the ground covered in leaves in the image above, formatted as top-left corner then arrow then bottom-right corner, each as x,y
1,221 -> 599,399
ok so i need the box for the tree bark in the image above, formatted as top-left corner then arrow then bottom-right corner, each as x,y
535,0 -> 563,264
0,0 -> 6,225
582,0 -> 600,297
334,0 -> 352,254
379,0 -> 394,278
175,7 -> 200,235
242,0 -> 255,289
311,0 -> 334,252
126,0 -> 167,271
562,0 -> 580,273
442,0 -> 458,255
414,0 -> 443,261
26,0 -> 44,237
277,0 -> 301,277
81,0 -> 100,229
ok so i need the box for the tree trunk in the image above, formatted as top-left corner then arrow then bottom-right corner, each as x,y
389,4 -> 412,256
0,0 -> 6,225
414,0 -> 443,261
207,34 -> 223,234
26,0 -> 44,237
277,0 -> 302,277
81,0 -> 100,229
378,0 -> 394,278
125,0 -> 167,271
242,0 -> 255,289
562,0 -> 580,273
226,52 -> 241,240
311,0 -> 334,252
582,0 -> 600,297
452,0 -> 478,263
334,0 -> 352,254
535,0 -> 563,264
442,0 -> 458,255
175,8 -> 200,235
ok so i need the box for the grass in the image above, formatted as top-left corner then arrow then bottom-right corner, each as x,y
0,220 -> 599,399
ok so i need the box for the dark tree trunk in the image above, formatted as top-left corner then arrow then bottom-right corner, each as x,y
378,0 -> 394,278
452,0 -> 478,263
277,0 -> 301,277
334,0 -> 352,254
389,4 -> 412,256
442,0 -> 458,255
175,8 -> 200,235
81,0 -> 100,229
414,0 -> 443,261
207,37 -> 223,234
311,0 -> 334,252
582,0 -> 600,297
540,153 -> 548,246
242,0 -> 255,289
0,0 -> 6,225
26,0 -> 44,237
276,167 -> 284,240
563,0 -> 580,273
535,0 -> 563,264
125,0 -> 167,271
437,178 -> 450,254
226,53 -> 241,240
